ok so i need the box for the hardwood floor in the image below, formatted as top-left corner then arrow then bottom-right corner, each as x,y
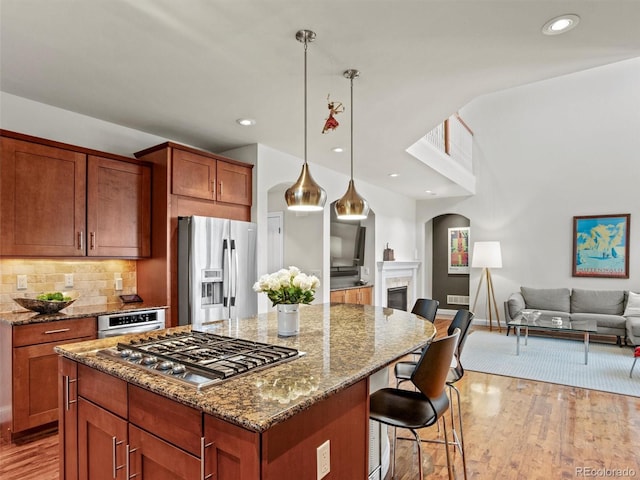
2,321 -> 639,479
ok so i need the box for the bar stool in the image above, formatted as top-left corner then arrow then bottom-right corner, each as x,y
631,346 -> 640,378
370,329 -> 460,480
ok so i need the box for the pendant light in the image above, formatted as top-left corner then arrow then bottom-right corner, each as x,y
334,69 -> 369,220
285,29 -> 327,212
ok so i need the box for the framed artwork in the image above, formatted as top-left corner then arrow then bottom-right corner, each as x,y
573,214 -> 630,278
448,226 -> 470,274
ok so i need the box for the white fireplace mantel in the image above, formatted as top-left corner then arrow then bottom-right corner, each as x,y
376,261 -> 421,308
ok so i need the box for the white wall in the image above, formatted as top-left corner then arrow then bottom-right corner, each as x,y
0,92 -> 167,155
417,57 -> 640,322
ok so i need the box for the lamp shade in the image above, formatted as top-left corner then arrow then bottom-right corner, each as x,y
471,241 -> 502,268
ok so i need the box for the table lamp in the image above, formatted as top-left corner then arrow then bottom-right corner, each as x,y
471,241 -> 502,332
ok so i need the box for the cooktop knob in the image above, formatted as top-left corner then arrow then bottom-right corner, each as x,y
171,364 -> 186,374
142,356 -> 158,365
129,352 -> 143,360
157,361 -> 173,370
119,349 -> 133,358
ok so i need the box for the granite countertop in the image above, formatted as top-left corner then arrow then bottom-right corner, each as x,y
55,303 -> 435,433
0,302 -> 168,326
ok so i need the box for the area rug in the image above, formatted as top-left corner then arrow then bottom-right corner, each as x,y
460,330 -> 640,397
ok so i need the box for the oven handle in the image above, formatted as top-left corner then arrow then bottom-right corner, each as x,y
99,324 -> 164,338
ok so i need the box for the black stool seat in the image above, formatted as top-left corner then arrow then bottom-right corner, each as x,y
370,388 -> 448,429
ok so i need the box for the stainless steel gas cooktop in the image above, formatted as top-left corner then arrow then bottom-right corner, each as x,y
97,330 -> 302,390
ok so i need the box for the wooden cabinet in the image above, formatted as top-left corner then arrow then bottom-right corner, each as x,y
0,317 -> 96,442
134,142 -> 253,324
330,286 -> 373,305
59,359 -> 368,480
60,364 -> 211,480
59,357 -> 78,480
171,147 -> 252,206
86,155 -> 151,257
78,398 -> 128,480
0,131 -> 151,258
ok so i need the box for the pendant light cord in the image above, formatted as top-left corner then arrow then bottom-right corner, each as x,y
350,75 -> 354,180
303,39 -> 308,166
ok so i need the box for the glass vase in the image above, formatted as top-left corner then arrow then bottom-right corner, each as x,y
277,303 -> 300,337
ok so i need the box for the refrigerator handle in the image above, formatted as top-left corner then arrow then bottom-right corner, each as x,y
230,239 -> 237,307
223,239 -> 230,307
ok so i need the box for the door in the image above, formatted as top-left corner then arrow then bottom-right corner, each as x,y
217,160 -> 252,206
128,425 -> 201,480
78,398 -> 128,480
0,137 -> 86,256
267,212 -> 284,274
229,220 -> 258,320
86,156 -> 151,257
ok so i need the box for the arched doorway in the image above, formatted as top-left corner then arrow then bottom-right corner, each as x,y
431,213 -> 471,313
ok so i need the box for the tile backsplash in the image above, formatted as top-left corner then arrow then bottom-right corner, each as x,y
0,259 -> 137,313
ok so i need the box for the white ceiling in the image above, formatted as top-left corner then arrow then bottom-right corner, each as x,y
2,1 -> 640,199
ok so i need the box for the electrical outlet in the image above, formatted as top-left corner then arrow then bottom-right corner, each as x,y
64,274 -> 74,288
316,440 -> 330,479
115,278 -> 123,290
17,275 -> 27,290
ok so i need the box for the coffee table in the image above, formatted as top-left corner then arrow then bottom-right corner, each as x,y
508,314 -> 597,365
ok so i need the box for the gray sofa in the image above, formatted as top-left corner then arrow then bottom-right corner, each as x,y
504,287 -> 640,346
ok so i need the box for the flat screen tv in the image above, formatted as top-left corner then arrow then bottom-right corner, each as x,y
330,223 -> 366,270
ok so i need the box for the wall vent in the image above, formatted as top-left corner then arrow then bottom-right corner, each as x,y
447,295 -> 470,306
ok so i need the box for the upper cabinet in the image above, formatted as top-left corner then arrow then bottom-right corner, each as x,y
171,146 -> 252,206
0,132 -> 151,258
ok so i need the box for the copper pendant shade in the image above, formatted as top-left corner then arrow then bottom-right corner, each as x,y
335,69 -> 369,220
285,29 -> 327,212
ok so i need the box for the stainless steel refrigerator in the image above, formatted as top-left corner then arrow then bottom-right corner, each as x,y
178,216 -> 257,328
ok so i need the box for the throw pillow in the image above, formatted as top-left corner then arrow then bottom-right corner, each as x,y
623,291 -> 640,317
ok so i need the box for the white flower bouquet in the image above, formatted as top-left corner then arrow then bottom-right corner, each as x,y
253,266 -> 320,306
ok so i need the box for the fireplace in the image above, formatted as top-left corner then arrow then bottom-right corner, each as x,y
376,261 -> 420,309
387,287 -> 408,311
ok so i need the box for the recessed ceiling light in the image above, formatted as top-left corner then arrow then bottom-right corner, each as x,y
236,118 -> 256,126
542,14 -> 580,35
388,173 -> 399,178
332,147 -> 344,153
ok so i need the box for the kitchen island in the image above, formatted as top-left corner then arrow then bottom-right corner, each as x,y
56,303 -> 436,480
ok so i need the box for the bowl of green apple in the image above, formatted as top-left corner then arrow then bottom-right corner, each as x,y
13,291 -> 77,314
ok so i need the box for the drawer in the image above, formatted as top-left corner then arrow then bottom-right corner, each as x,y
78,363 -> 128,418
13,317 -> 96,347
129,384 -> 202,456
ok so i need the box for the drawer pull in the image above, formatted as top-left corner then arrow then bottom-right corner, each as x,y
201,437 -> 214,480
219,181 -> 223,196
64,376 -> 77,411
78,231 -> 83,250
90,232 -> 96,250
45,328 -> 71,334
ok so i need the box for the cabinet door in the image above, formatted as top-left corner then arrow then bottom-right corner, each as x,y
128,425 -> 201,480
217,160 -> 252,206
78,398 -> 128,480
172,149 -> 216,200
86,156 -> 151,257
359,286 -> 373,305
0,137 -> 86,256
345,289 -> 360,304
330,290 -> 346,303
59,358 -> 78,480
204,414 -> 259,480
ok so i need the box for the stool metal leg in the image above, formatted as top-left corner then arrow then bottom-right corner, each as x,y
631,357 -> 638,378
448,383 -> 468,480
